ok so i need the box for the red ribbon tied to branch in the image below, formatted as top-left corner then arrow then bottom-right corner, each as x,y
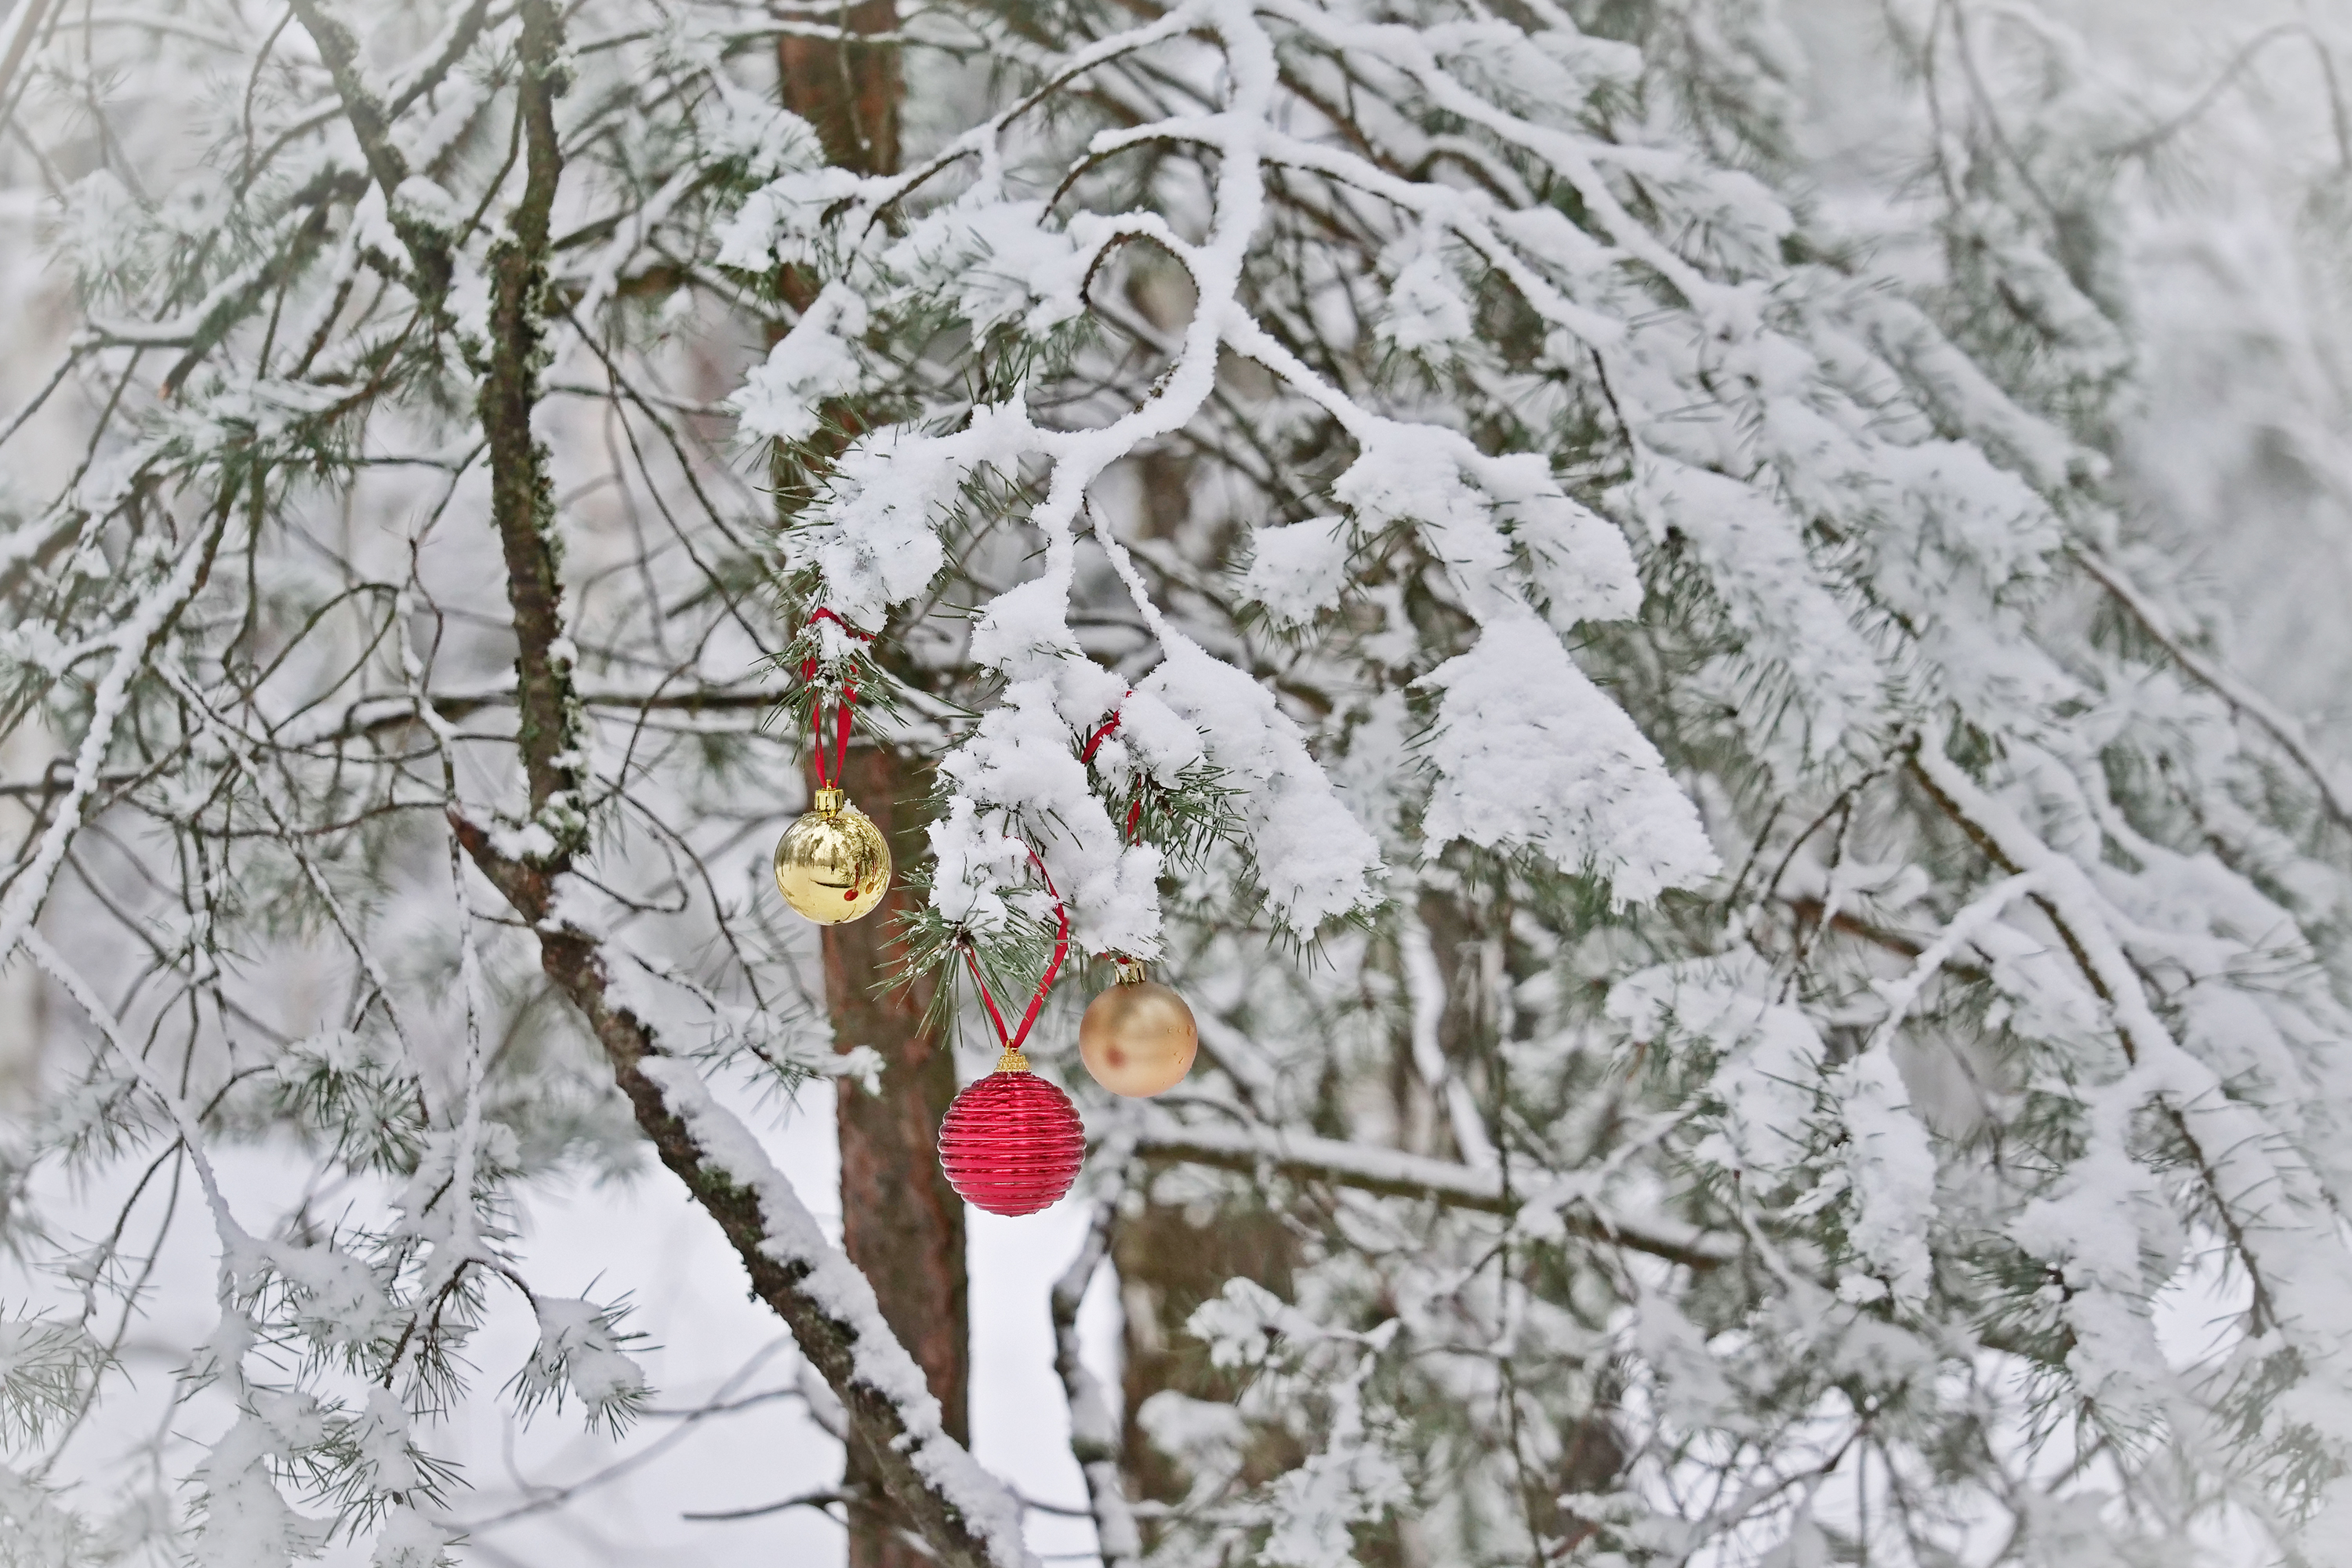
800,608 -> 872,790
1080,699 -> 1145,844
958,847 -> 1071,1055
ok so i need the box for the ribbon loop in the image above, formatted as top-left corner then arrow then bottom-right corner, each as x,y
802,609 -> 873,790
957,848 -> 1071,1057
1079,696 -> 1147,846
1080,708 -> 1123,762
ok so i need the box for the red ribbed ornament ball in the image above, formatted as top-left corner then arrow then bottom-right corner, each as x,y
938,1056 -> 1085,1217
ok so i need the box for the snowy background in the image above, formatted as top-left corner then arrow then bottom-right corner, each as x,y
1787,0 -> 2352,713
0,1119 -> 1126,1567
2,0 -> 2350,1563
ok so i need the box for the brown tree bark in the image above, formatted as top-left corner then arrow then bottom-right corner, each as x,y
773,14 -> 966,1568
823,742 -> 971,1565
443,2 -> 1007,1561
779,1 -> 901,175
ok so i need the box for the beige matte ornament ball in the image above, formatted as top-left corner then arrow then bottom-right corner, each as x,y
773,786 -> 891,924
1079,964 -> 1197,1098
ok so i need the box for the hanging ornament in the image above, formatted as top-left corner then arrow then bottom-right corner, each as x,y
936,853 -> 1084,1215
774,612 -> 891,924
774,787 -> 891,924
937,1047 -> 1086,1217
1073,702 -> 1193,1096
1079,959 -> 1197,1098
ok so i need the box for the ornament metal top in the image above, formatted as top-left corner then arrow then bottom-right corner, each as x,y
773,786 -> 891,924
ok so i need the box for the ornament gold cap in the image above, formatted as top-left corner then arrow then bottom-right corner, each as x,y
812,785 -> 844,815
1112,955 -> 1145,985
996,1047 -> 1030,1073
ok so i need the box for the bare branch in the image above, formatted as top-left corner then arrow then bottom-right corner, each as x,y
2074,547 -> 2352,829
1050,1196 -> 1139,1568
1131,1119 -> 1736,1271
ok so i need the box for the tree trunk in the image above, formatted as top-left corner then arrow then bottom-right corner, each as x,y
773,15 -> 958,1568
779,1 -> 901,176
823,742 -> 971,1566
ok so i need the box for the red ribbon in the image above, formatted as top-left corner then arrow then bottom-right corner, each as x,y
1080,700 -> 1145,846
1080,710 -> 1123,761
807,688 -> 854,789
800,610 -> 873,790
959,848 -> 1070,1055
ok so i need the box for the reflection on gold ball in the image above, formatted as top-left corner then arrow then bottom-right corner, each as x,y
774,793 -> 891,924
1079,979 -> 1197,1098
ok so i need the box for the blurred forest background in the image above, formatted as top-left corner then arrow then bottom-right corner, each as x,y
1785,0 -> 2352,714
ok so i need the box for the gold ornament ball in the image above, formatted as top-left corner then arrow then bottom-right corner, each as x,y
774,788 -> 891,924
1079,976 -> 1197,1098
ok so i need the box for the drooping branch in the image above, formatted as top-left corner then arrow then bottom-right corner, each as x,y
450,829 -> 1029,1568
449,9 -> 1032,1565
1907,742 -> 2303,1338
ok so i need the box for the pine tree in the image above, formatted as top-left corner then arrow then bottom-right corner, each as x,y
3,2 -> 2351,1567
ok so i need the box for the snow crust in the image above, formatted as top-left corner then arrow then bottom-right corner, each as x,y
728,282 -> 870,445
1419,616 -> 1718,902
